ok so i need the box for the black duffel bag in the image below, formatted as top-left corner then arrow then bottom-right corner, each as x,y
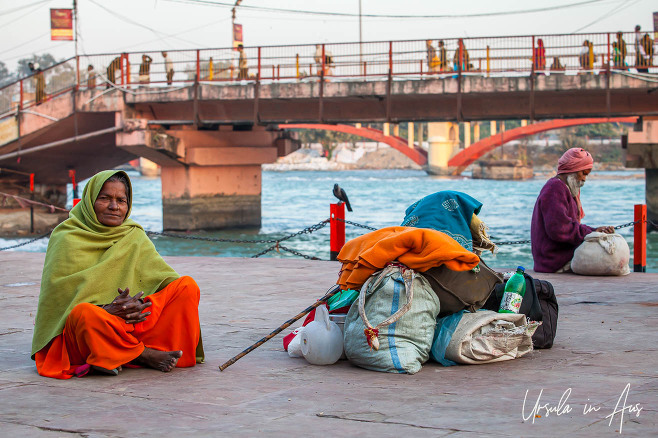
482,272 -> 558,349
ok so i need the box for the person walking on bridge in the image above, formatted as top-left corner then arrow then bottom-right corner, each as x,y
29,62 -> 45,105
438,40 -> 448,71
634,25 -> 653,73
139,54 -> 153,84
106,56 -> 121,89
162,52 -> 174,85
616,31 -> 628,68
86,65 -> 96,89
426,40 -> 439,73
550,57 -> 565,72
314,44 -> 333,77
237,44 -> 249,80
579,40 -> 592,72
530,148 -> 614,273
533,38 -> 546,72
453,41 -> 470,72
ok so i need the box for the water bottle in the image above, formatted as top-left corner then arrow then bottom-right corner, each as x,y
499,266 -> 526,313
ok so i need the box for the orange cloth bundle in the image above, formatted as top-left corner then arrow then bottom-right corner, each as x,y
336,226 -> 480,290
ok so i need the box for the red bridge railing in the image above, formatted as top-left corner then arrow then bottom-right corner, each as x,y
1,30 -> 655,116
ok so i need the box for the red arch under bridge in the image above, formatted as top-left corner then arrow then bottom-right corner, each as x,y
279,123 -> 428,165
280,117 -> 637,174
448,117 -> 638,175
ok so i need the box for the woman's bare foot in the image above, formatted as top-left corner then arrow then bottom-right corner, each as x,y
136,348 -> 182,372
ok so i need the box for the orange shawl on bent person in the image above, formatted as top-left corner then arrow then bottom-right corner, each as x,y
336,226 -> 480,290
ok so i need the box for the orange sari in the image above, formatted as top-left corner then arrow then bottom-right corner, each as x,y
35,276 -> 201,379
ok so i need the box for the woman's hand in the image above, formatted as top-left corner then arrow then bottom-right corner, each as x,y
102,287 -> 152,324
595,226 -> 615,234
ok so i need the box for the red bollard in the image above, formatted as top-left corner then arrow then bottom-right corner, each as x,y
330,202 -> 346,261
69,169 -> 80,205
634,204 -> 647,273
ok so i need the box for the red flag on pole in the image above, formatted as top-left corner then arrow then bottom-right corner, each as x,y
50,9 -> 73,41
233,23 -> 243,49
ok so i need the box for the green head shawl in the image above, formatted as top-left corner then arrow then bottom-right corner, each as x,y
31,170 -> 180,357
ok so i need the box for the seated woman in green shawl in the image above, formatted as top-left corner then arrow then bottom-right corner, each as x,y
32,170 -> 204,379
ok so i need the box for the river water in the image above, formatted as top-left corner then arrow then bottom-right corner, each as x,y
3,169 -> 656,272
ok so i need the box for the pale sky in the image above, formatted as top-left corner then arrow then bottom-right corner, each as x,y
0,0 -> 656,70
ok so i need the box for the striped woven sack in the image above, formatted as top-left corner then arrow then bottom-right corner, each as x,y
343,263 -> 440,374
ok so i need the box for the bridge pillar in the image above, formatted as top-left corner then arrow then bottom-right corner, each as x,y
408,122 -> 414,148
473,122 -> 480,142
625,118 -> 658,231
490,121 -> 497,136
426,122 -> 460,175
464,122 -> 471,148
117,122 -> 297,231
383,123 -> 390,136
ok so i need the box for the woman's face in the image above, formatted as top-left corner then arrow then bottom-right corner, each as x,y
94,180 -> 128,227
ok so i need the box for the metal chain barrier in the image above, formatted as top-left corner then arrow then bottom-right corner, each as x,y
614,220 -> 639,230
146,219 -> 329,246
146,231 -> 278,244
493,219 -> 644,246
334,217 -> 378,231
147,219 -> 330,259
1,219 -> 654,256
251,243 -> 323,260
0,230 -> 52,251
493,239 -> 532,246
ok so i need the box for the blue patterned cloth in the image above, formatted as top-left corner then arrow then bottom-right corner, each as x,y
401,191 -> 482,251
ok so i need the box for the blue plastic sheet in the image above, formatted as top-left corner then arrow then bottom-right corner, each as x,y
430,311 -> 465,367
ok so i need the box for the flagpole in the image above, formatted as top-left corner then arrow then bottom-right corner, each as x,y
73,0 -> 79,88
359,0 -> 363,69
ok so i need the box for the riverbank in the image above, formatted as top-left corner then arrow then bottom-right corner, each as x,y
1,252 -> 656,436
263,141 -> 639,174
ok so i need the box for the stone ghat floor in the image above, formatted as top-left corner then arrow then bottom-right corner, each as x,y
0,252 -> 656,437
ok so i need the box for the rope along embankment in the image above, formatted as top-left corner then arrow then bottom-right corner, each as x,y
1,219 -> 655,256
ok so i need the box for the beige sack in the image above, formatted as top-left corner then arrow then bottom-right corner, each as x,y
445,310 -> 539,365
571,232 -> 631,276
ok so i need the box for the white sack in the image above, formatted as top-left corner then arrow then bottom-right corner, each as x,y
571,232 -> 630,276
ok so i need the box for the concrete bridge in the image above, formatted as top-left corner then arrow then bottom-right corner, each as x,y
1,31 -> 657,231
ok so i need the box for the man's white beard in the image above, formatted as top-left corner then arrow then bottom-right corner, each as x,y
566,173 -> 584,197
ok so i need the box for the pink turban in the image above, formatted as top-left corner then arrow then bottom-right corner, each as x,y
557,148 -> 593,174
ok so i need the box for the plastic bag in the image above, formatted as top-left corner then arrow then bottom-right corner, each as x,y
436,310 -> 539,365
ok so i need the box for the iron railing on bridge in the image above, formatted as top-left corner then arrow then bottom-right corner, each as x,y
1,30 -> 656,116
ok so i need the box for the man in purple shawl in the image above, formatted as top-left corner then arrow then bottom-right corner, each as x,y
531,148 -> 614,273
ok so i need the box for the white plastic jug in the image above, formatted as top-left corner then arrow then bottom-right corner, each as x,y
300,304 -> 344,365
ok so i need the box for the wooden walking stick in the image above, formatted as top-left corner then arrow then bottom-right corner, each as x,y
219,284 -> 341,371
